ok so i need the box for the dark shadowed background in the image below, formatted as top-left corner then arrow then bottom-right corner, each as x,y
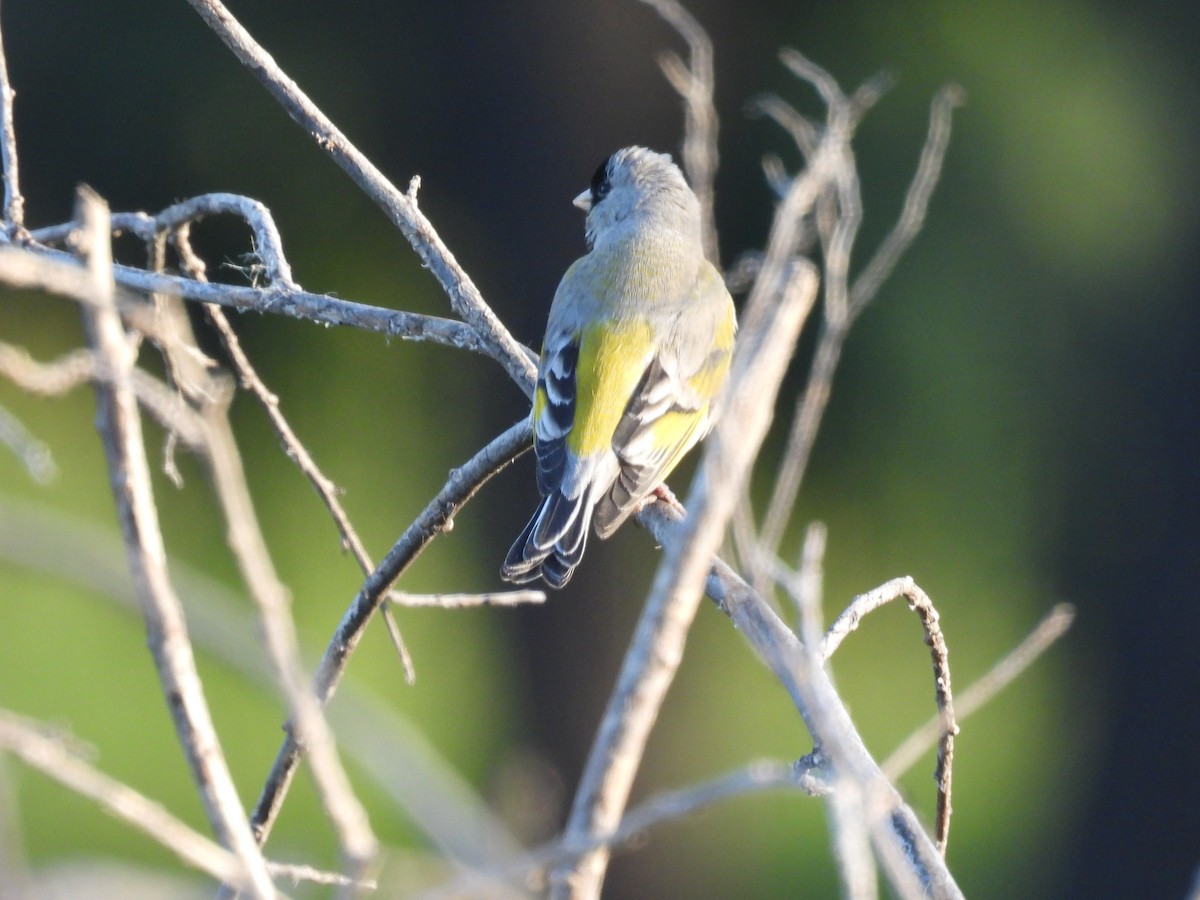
1,1 -> 1198,897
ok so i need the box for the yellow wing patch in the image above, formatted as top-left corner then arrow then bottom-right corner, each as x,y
567,318 -> 654,457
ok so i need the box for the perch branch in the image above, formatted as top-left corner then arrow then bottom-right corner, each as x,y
550,263 -> 817,899
73,186 -> 275,898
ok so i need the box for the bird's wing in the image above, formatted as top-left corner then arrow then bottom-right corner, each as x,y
592,269 -> 736,539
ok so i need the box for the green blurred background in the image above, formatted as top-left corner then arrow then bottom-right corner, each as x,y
1,0 -> 1197,897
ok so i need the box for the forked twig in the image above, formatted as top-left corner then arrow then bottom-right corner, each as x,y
758,78 -> 963,564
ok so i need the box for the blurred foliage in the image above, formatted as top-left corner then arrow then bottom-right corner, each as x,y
2,0 -> 1198,897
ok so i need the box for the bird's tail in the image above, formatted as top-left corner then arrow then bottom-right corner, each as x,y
500,490 -> 593,589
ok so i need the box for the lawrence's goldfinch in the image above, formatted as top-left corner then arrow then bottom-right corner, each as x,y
502,146 -> 736,588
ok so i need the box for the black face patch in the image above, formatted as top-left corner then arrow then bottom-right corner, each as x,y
589,157 -> 612,207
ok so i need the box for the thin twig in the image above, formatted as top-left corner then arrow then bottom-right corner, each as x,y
550,263 -> 817,899
819,577 -> 958,853
791,520 -> 828,643
883,604 -> 1074,781
426,760 -> 804,898
0,2 -> 24,240
183,0 -> 535,391
32,192 -> 295,287
636,0 -> 720,265
202,300 -> 416,683
0,711 -> 375,893
73,186 -> 275,898
245,419 -> 533,852
0,404 -> 55,482
389,590 -> 547,608
790,525 -> 875,897
757,74 -> 961,567
848,85 -> 965,319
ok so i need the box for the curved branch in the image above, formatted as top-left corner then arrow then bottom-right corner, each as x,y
183,0 -> 536,391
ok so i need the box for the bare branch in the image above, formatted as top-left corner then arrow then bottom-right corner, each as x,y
0,8 -> 23,240
757,75 -> 962,568
683,546 -> 962,897
819,577 -> 958,853
389,590 -> 547,608
0,403 -> 55,482
550,263 -> 818,899
0,710 -> 257,889
73,186 -> 275,898
636,0 -> 720,264
183,0 -> 536,391
849,85 -> 965,319
134,229 -> 381,879
246,419 -> 533,850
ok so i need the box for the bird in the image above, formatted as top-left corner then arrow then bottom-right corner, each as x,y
501,146 -> 737,589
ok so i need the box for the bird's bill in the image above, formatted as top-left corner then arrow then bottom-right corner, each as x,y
572,189 -> 592,211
